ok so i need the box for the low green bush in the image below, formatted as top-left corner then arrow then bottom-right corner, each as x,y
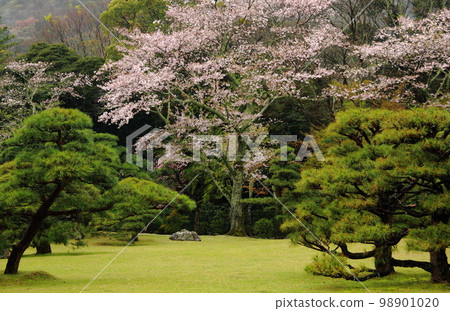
305,253 -> 370,279
253,218 -> 274,238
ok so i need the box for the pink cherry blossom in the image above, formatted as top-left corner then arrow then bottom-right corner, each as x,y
327,9 -> 450,107
99,0 -> 341,171
0,61 -> 89,140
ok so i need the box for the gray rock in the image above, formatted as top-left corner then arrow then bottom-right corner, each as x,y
169,229 -> 201,241
0,249 -> 11,259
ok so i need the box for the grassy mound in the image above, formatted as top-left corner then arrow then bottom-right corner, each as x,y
0,271 -> 57,287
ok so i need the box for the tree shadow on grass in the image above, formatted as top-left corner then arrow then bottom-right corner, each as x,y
22,251 -> 108,258
93,239 -> 159,247
364,272 -> 450,292
313,271 -> 450,293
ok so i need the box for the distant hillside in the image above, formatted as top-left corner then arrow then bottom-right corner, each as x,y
0,0 -> 109,54
1,0 -> 68,27
0,0 -> 106,27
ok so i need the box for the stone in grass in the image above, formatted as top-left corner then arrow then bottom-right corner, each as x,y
0,249 -> 11,259
169,229 -> 201,241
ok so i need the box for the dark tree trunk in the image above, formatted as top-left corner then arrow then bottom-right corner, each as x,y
391,258 -> 431,272
430,248 -> 449,283
227,165 -> 246,236
227,138 -> 246,237
374,245 -> 395,276
356,245 -> 396,281
4,184 -> 62,274
371,212 -> 395,277
36,240 -> 52,255
6,218 -> 47,274
429,212 -> 449,283
194,207 -> 200,233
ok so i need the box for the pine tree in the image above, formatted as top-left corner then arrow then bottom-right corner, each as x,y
377,108 -> 449,282
284,108 -> 449,282
0,108 -> 196,274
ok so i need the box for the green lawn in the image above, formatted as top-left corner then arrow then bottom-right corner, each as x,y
0,234 -> 448,293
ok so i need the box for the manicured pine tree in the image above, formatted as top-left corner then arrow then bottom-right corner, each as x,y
0,108 -> 196,274
0,108 -> 120,274
377,108 -> 449,282
284,108 -> 449,282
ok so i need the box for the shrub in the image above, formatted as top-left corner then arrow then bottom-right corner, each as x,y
253,218 -> 274,238
305,253 -> 369,279
197,202 -> 230,235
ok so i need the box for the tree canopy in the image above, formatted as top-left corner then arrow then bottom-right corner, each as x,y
100,0 -> 167,32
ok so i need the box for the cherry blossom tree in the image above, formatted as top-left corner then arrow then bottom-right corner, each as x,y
327,9 -> 450,107
99,0 -> 344,235
0,61 -> 87,141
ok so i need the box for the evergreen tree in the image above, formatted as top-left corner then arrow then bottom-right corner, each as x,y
17,42 -> 81,72
377,108 -> 449,282
0,108 -> 196,274
0,16 -> 15,66
284,108 -> 449,282
0,108 -> 120,274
